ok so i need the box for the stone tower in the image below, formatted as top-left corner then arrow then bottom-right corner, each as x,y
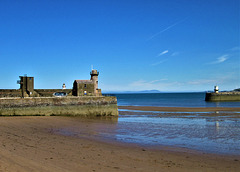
90,69 -> 99,95
17,75 -> 34,97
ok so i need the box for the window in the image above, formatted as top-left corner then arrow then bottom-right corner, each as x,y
84,84 -> 87,88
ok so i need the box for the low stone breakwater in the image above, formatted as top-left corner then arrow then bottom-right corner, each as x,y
0,96 -> 118,116
205,92 -> 240,101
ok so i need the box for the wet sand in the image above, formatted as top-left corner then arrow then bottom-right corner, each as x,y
118,106 -> 240,112
0,116 -> 239,172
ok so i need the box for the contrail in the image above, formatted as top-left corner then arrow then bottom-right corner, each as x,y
148,18 -> 187,41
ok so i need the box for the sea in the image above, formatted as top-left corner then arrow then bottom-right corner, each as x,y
110,92 -> 240,107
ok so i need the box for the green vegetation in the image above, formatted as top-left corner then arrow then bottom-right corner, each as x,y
233,88 -> 240,92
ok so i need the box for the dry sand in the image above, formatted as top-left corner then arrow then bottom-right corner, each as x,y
0,116 -> 239,172
118,106 -> 240,112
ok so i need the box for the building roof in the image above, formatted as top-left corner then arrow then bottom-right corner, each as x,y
74,80 -> 93,84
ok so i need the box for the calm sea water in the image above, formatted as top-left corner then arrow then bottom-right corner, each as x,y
108,92 -> 240,107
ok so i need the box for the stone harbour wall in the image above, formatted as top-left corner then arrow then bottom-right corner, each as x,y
0,89 -> 74,98
34,89 -> 73,97
0,96 -> 118,116
205,92 -> 240,101
0,89 -> 22,98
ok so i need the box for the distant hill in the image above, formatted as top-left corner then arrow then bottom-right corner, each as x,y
103,90 -> 161,94
136,90 -> 161,93
233,88 -> 240,92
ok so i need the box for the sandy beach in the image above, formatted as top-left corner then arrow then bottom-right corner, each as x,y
118,106 -> 240,112
0,116 -> 239,172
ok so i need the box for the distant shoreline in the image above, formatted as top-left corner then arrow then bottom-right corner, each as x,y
118,106 -> 240,112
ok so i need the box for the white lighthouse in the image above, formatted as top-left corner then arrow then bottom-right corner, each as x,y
62,83 -> 66,89
214,85 -> 219,93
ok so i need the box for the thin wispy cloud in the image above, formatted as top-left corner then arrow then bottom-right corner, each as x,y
151,50 -> 169,66
208,55 -> 229,64
171,52 -> 179,56
188,79 -> 217,85
151,59 -> 168,66
148,18 -> 187,41
229,46 -> 240,51
217,55 -> 228,63
149,80 -> 160,84
158,50 -> 169,56
128,79 -> 184,91
188,73 -> 239,87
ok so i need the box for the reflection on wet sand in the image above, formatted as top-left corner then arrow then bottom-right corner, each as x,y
54,116 -> 119,141
55,111 -> 240,155
215,121 -> 220,132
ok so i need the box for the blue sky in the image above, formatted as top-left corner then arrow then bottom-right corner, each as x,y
0,0 -> 239,92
